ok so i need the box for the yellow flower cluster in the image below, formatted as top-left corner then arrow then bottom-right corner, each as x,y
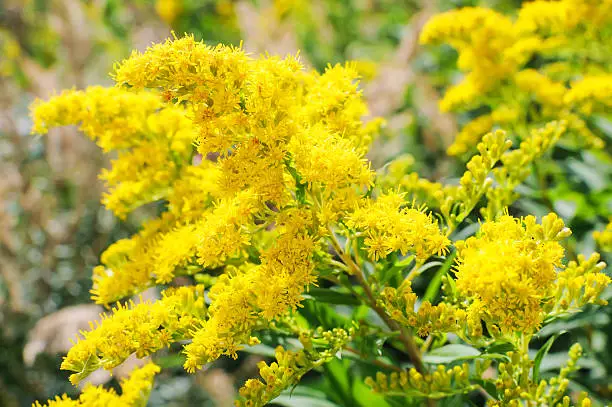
366,362 -> 482,399
63,286 -> 206,384
31,87 -> 196,218
112,35 -> 377,208
347,193 -> 449,262
31,87 -> 163,152
183,230 -> 318,372
90,179 -> 246,304
421,1 -> 611,155
420,7 -> 519,99
491,345 -> 593,407
594,218 -> 612,252
565,75 -> 612,115
236,328 -> 351,407
34,362 -> 160,407
455,213 -> 570,333
550,253 -> 610,314
381,282 -> 466,337
516,0 -> 612,33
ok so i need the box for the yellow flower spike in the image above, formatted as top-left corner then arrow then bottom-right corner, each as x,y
553,253 -> 609,312
62,287 -> 206,384
447,105 -> 519,156
31,87 -> 196,219
31,87 -> 164,152
91,213 -> 177,304
35,362 -> 159,407
184,231 -> 318,372
484,121 -> 567,218
442,129 -> 512,229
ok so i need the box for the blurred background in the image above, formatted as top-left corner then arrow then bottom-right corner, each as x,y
0,0 -> 610,406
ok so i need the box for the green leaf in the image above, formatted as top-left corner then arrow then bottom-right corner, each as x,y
323,359 -> 354,406
240,343 -> 278,357
423,344 -> 481,364
304,287 -> 361,305
532,330 -> 567,383
484,341 -> 514,355
535,353 -> 601,373
440,395 -> 467,407
152,353 -> 185,369
300,300 -> 349,329
473,379 -> 498,399
351,304 -> 370,321
352,379 -> 392,407
539,312 -> 609,336
284,157 -> 308,204
567,159 -> 607,191
424,250 -> 457,302
273,395 -> 340,407
477,353 -> 509,361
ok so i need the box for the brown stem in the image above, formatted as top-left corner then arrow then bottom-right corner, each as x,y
327,229 -> 428,374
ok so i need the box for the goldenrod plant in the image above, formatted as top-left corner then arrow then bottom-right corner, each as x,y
28,26 -> 611,406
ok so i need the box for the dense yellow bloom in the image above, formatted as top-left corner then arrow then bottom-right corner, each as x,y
347,193 -> 449,262
29,37 -> 383,385
289,124 -> 373,190
195,190 -> 260,268
34,362 -> 159,407
454,213 -> 571,333
514,69 -> 566,108
516,0 -> 612,33
111,34 -> 377,214
420,7 -> 533,103
63,286 -> 206,384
